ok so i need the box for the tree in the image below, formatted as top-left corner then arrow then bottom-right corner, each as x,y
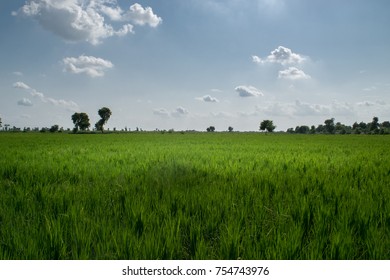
71,112 -> 90,132
295,125 -> 310,134
0,117 -> 2,129
95,107 -> 112,133
49,125 -> 59,133
358,121 -> 367,131
324,118 -> 335,134
381,121 -> 390,128
368,116 -> 379,133
206,126 -> 215,132
260,120 -> 276,132
228,126 -> 234,132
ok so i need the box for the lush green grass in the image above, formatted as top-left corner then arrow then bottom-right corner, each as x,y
0,132 -> 389,259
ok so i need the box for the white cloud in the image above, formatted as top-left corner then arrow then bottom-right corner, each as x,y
257,100 -> 355,117
123,3 -> 162,27
153,106 -> 189,118
329,100 -> 355,116
172,106 -> 189,118
235,85 -> 263,97
278,67 -> 311,80
98,2 -> 123,21
62,55 -> 114,78
253,46 -> 307,65
197,95 -> 219,103
30,90 -> 45,99
362,86 -> 377,91
252,55 -> 262,64
293,100 -> 331,116
13,81 -> 79,111
97,2 -> 162,26
211,111 -> 235,118
13,81 -> 31,90
13,71 -> 23,76
17,98 -> 33,106
15,1 -> 161,45
356,100 -> 386,107
153,108 -> 170,117
260,102 -> 296,116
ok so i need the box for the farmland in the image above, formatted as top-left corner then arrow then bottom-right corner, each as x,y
0,132 -> 389,259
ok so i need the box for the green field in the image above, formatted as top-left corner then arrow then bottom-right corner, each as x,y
0,132 -> 389,259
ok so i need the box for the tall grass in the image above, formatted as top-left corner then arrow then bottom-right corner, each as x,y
0,133 -> 389,259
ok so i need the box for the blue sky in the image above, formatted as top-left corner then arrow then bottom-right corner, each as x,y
1,0 -> 390,131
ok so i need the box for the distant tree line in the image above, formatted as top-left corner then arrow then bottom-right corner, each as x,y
286,117 -> 390,135
2,112 -> 390,135
205,126 -> 234,132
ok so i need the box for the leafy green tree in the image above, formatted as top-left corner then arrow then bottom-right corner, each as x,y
359,121 -> 367,131
71,112 -> 90,132
295,125 -> 310,134
260,120 -> 276,132
95,107 -> 112,133
228,126 -> 234,132
368,116 -> 379,133
95,119 -> 104,132
324,118 -> 335,134
206,126 -> 215,132
381,121 -> 390,128
0,117 -> 2,128
315,124 -> 324,133
49,125 -> 59,133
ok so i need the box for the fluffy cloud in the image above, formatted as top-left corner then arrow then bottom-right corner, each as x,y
17,98 -> 33,106
172,106 -> 189,118
123,3 -> 162,27
153,107 -> 189,118
260,102 -> 296,116
15,1 -> 161,45
153,108 -> 170,117
98,2 -> 123,21
258,100 -> 354,117
252,46 -> 306,65
356,100 -> 386,107
211,111 -> 234,118
293,100 -> 331,116
13,82 -> 31,90
235,85 -> 263,97
278,67 -> 311,80
197,95 -> 219,103
62,55 -> 114,77
13,81 -> 79,111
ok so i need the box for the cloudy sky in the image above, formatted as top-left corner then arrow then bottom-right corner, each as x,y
1,0 -> 390,131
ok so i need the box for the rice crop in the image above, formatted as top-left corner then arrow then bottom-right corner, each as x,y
0,132 -> 389,259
